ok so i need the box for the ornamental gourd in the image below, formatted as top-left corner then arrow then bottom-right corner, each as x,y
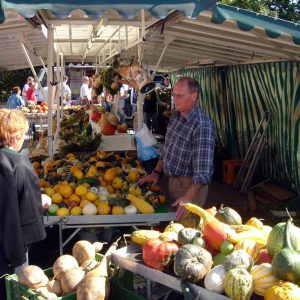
271,219 -> 300,284
204,265 -> 227,294
174,244 -> 213,283
225,250 -> 254,272
164,222 -> 185,234
143,239 -> 179,271
215,205 -> 242,225
250,263 -> 278,296
224,268 -> 253,300
267,220 -> 300,256
265,281 -> 300,300
234,239 -> 260,263
177,228 -> 201,245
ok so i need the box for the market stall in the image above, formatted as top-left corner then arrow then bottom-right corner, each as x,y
1,1 -> 300,300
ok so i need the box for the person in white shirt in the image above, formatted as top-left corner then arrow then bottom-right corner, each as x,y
79,76 -> 91,105
62,75 -> 72,105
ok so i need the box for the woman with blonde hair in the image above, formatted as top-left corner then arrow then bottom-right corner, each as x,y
0,109 -> 46,299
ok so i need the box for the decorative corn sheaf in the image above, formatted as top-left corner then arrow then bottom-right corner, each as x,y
171,61 -> 300,194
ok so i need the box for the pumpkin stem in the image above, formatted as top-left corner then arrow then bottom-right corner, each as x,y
283,219 -> 293,250
285,207 -> 293,222
220,204 -> 224,210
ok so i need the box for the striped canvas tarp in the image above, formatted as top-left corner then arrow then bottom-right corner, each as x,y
172,62 -> 300,194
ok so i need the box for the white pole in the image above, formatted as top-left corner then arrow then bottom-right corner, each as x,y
20,43 -> 47,101
153,43 -> 169,74
60,53 -> 64,121
39,56 -> 47,70
56,50 -> 61,134
47,26 -> 54,157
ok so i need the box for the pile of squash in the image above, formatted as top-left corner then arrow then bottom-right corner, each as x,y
131,204 -> 300,300
17,240 -> 115,300
32,150 -> 166,217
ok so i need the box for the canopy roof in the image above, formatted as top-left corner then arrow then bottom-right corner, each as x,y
0,0 -> 299,71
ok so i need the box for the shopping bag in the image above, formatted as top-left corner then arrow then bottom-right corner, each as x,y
134,133 -> 159,161
134,123 -> 157,147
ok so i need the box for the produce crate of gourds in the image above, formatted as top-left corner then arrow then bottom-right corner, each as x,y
31,150 -> 167,217
130,204 -> 300,300
6,240 -> 116,300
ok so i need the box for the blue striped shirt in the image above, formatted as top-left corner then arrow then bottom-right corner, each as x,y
161,105 -> 215,184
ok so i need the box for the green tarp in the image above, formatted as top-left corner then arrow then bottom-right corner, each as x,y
172,62 -> 300,194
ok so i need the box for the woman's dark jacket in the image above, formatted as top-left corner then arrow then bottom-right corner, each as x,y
0,148 -> 46,269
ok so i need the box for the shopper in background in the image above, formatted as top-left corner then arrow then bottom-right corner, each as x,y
79,76 -> 91,105
7,86 -> 25,109
0,109 -> 46,299
22,76 -> 34,98
62,75 -> 72,105
139,77 -> 215,219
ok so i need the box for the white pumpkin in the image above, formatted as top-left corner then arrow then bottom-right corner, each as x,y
82,202 -> 97,215
204,264 -> 227,294
124,204 -> 138,214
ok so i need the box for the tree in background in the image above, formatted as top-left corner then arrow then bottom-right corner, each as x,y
0,67 -> 41,101
218,0 -> 299,22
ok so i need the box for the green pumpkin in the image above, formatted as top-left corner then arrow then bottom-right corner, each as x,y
225,250 -> 254,272
215,205 -> 242,225
224,268 -> 253,300
267,221 -> 300,256
174,244 -> 213,283
178,228 -> 201,245
272,219 -> 300,284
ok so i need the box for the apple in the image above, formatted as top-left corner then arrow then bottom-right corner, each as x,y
47,203 -> 59,215
257,248 -> 273,264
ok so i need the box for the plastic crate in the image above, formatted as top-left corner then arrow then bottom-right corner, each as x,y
5,268 -> 76,300
5,253 -> 108,300
110,270 -> 146,300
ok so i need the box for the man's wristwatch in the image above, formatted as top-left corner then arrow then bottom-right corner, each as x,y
152,170 -> 163,178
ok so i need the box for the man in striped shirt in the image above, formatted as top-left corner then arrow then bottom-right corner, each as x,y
139,77 -> 215,218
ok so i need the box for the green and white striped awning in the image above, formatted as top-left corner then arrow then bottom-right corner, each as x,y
0,0 -> 299,71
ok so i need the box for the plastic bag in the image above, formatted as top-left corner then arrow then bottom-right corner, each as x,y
134,123 -> 157,147
134,133 -> 159,161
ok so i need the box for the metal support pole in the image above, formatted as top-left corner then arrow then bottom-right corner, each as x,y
39,56 -> 47,70
20,43 -> 47,101
60,53 -> 64,121
47,26 -> 54,157
56,50 -> 61,134
138,9 -> 145,64
153,37 -> 174,74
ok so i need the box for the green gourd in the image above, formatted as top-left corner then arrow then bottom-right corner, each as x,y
215,205 -> 242,225
178,228 -> 201,245
267,221 -> 300,256
271,219 -> 300,284
224,268 -> 253,300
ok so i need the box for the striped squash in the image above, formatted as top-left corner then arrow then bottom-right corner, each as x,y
234,240 -> 260,263
224,268 -> 253,300
250,263 -> 278,296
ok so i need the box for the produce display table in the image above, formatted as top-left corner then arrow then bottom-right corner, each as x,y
43,212 -> 176,255
99,133 -> 136,151
112,245 -> 230,300
24,112 -> 49,128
